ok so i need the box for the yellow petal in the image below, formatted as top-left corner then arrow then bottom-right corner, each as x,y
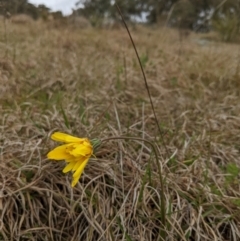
71,158 -> 89,187
63,161 -> 76,173
72,158 -> 89,178
69,143 -> 92,157
65,158 -> 77,163
72,157 -> 86,171
47,144 -> 72,160
51,132 -> 85,143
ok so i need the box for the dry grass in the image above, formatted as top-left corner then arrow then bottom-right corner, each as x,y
0,19 -> 240,241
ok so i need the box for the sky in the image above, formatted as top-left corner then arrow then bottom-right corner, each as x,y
29,0 -> 79,15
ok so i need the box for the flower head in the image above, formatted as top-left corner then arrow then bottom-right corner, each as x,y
47,132 -> 93,187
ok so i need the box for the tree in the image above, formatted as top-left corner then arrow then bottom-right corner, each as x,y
76,0 -> 112,19
170,0 -> 197,29
146,0 -> 179,24
37,4 -> 51,20
75,0 -> 240,35
1,0 -> 28,15
75,0 -> 112,26
76,0 -> 145,23
0,0 -> 52,20
113,0 -> 144,20
211,0 -> 240,41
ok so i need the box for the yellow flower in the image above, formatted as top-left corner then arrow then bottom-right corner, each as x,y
47,132 -> 93,187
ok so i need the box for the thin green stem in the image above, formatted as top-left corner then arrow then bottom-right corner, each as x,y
115,3 -> 170,159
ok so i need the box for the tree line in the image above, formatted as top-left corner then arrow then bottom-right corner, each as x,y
0,0 -> 240,41
0,0 -> 62,20
76,0 -> 240,40
77,1 -> 239,28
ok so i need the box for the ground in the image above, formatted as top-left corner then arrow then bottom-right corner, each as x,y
0,19 -> 240,240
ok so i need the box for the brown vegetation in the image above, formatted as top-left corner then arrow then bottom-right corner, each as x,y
68,16 -> 92,29
0,19 -> 240,240
11,14 -> 33,25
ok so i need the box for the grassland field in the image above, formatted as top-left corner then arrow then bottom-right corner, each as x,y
0,18 -> 240,240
